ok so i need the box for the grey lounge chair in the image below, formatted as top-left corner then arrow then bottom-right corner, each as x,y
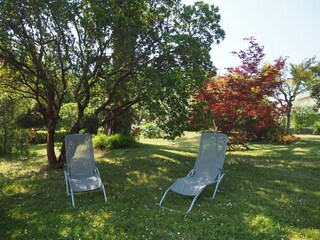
64,133 -> 107,207
159,133 -> 227,213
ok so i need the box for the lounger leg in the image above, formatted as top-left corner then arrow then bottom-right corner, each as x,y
160,188 -> 201,214
64,172 -> 75,207
159,188 -> 170,209
186,194 -> 200,213
64,171 -> 70,196
101,185 -> 107,203
210,174 -> 224,199
70,188 -> 75,207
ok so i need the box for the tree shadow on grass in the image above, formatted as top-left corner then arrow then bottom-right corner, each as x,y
1,135 -> 320,239
221,137 -> 320,238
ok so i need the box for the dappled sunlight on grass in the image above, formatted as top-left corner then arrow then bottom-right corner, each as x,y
127,170 -> 149,185
29,143 -> 47,156
58,210 -> 114,239
151,153 -> 178,162
247,214 -> 277,233
160,148 -> 197,158
3,183 -> 28,195
1,133 -> 320,239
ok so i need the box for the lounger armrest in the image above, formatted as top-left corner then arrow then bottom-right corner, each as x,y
185,161 -> 193,168
95,167 -> 101,177
64,164 -> 68,174
64,168 -> 72,184
187,169 -> 195,177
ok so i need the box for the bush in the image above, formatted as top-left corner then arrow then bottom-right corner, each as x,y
55,130 -> 68,142
15,112 -> 44,129
92,133 -> 108,149
81,115 -> 100,134
264,125 -> 300,145
106,133 -> 137,149
292,108 -> 320,130
93,133 -> 137,149
264,125 -> 286,143
0,127 -> 30,156
30,130 -> 67,144
140,123 -> 162,138
30,130 -> 47,144
312,121 -> 320,135
280,134 -> 301,144
294,127 -> 313,134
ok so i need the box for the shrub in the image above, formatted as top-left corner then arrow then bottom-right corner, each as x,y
92,133 -> 108,149
55,130 -> 68,142
0,127 -> 30,156
140,123 -> 162,138
264,125 -> 300,144
280,134 -> 301,144
30,130 -> 67,144
106,133 -> 137,149
15,112 -> 44,129
292,107 -> 320,130
81,115 -> 99,134
264,125 -> 287,143
312,121 -> 320,135
93,133 -> 137,149
30,130 -> 47,144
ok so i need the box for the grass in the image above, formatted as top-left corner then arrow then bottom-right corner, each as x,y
0,132 -> 319,239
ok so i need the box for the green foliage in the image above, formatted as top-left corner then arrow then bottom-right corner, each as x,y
0,126 -> 29,156
273,58 -> 317,132
264,125 -> 300,144
312,121 -> 320,135
0,96 -> 30,156
30,130 -> 47,144
0,0 -> 225,167
30,130 -> 67,144
81,115 -> 100,134
92,133 -> 108,149
305,59 -> 320,105
58,103 -> 99,133
264,125 -> 287,143
106,133 -> 137,149
292,107 -> 320,132
93,133 -> 137,149
56,103 -> 78,131
15,112 -> 44,129
140,123 -> 162,138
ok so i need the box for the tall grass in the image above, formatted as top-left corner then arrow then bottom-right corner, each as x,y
0,132 -> 319,239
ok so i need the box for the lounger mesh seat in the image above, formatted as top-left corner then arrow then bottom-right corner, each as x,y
64,133 -> 107,207
159,133 -> 227,213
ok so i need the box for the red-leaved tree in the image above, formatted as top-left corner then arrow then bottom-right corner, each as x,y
191,37 -> 286,142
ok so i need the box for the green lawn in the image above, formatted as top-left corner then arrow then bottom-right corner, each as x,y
1,132 -> 319,239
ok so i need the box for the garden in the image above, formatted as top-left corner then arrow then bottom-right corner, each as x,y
1,1 -> 320,239
1,132 -> 319,239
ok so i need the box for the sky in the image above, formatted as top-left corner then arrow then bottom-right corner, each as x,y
182,0 -> 320,73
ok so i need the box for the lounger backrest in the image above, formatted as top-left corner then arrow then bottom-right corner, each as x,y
193,133 -> 227,181
65,133 -> 96,178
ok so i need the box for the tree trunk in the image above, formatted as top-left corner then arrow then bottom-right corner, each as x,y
46,128 -> 57,167
105,108 -> 133,136
286,106 -> 292,133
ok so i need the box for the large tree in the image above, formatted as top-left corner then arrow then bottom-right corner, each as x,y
308,60 -> 320,106
0,0 -> 225,168
191,37 -> 285,142
274,59 -> 315,132
0,0 -> 71,167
